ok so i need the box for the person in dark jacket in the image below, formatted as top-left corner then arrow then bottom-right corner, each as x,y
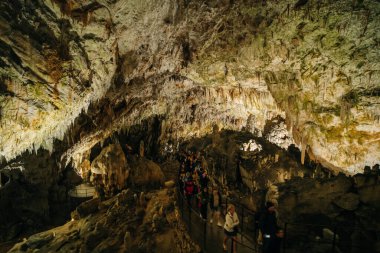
178,164 -> 186,193
259,201 -> 279,253
198,187 -> 209,220
235,159 -> 243,189
199,169 -> 209,189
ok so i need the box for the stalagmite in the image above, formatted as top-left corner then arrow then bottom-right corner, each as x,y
139,140 -> 145,157
301,143 -> 306,165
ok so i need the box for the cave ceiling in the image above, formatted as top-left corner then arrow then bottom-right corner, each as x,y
0,0 -> 379,174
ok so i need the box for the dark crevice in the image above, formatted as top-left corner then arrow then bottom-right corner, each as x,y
294,0 -> 309,9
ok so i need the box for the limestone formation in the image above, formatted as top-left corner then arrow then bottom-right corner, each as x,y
333,192 -> 360,211
90,142 -> 130,190
0,1 -> 379,252
128,157 -> 165,188
0,0 -> 378,175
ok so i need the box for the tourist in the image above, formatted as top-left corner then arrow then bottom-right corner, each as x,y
178,164 -> 186,193
199,169 -> 209,189
259,201 -> 279,253
235,159 -> 243,189
184,174 -> 195,207
223,204 -> 239,252
210,187 -> 223,226
185,155 -> 193,173
198,187 -> 209,220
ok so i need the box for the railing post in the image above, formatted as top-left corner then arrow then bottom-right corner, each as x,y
180,192 -> 184,219
230,237 -> 234,253
253,211 -> 257,252
241,206 -> 244,242
283,223 -> 288,253
332,226 -> 336,253
203,219 -> 207,250
188,204 -> 191,235
225,196 -> 228,215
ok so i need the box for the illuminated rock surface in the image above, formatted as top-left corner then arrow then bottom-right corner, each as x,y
0,0 -> 380,252
0,0 -> 379,173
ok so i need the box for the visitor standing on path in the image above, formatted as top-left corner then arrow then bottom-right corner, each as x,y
235,159 -> 243,190
223,204 -> 239,252
210,187 -> 223,226
259,201 -> 280,253
184,173 -> 195,207
198,186 -> 209,220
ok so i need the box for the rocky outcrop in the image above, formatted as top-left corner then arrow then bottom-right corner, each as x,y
355,172 -> 380,209
128,157 -> 165,188
90,142 -> 130,190
8,188 -> 199,253
278,175 -> 353,219
333,192 -> 360,211
275,170 -> 380,253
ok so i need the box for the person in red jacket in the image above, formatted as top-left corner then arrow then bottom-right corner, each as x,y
184,174 -> 195,207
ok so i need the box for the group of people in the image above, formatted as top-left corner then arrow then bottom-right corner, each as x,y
177,152 -> 283,253
178,152 -> 222,225
223,201 -> 283,253
177,153 -> 240,252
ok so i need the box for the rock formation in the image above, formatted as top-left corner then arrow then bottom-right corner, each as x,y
0,0 -> 380,251
8,187 -> 199,253
0,0 -> 378,174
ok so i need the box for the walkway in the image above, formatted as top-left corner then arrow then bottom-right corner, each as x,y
68,183 -> 96,198
177,190 -> 259,253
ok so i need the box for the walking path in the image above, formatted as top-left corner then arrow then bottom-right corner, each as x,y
178,190 -> 259,253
